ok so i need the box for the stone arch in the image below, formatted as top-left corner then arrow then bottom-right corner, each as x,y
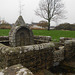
9,26 -> 34,47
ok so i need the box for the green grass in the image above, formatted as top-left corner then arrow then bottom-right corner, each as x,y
0,29 -> 10,36
0,29 -> 75,41
33,30 -> 75,41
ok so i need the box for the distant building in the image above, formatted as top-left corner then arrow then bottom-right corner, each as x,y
29,22 -> 43,29
26,22 -> 55,29
30,25 -> 42,29
50,26 -> 55,29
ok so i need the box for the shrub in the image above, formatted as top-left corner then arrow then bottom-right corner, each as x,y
55,23 -> 75,31
0,24 -> 11,29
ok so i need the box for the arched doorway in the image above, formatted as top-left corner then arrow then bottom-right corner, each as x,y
15,27 -> 32,46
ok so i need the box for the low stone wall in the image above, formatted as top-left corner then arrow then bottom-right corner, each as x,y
53,48 -> 64,62
60,37 -> 75,43
0,36 -> 9,46
54,39 -> 75,62
34,36 -> 51,44
0,36 -> 9,41
64,40 -> 75,59
0,36 -> 51,45
0,36 -> 75,72
0,42 -> 54,72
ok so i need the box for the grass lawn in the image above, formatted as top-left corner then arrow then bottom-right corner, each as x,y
33,30 -> 75,41
0,29 -> 75,41
0,29 -> 10,36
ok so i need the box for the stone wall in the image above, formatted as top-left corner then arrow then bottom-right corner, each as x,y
60,37 -> 75,44
53,40 -> 75,62
64,40 -> 75,59
0,36 -> 9,46
0,36 -> 9,41
0,35 -> 51,45
0,36 -> 75,72
53,47 -> 64,62
34,36 -> 51,44
0,42 -> 55,72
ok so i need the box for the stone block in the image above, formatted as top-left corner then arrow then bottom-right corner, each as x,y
64,40 -> 75,59
0,64 -> 33,75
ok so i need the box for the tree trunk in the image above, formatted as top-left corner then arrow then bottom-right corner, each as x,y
48,20 -> 50,30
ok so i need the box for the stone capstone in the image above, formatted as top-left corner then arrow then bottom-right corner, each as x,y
0,64 -> 33,75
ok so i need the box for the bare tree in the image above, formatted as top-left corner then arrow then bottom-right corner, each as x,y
35,0 -> 66,30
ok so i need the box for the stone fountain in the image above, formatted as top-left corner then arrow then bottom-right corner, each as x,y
0,16 -> 75,75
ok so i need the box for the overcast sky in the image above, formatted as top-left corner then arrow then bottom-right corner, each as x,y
0,0 -> 75,26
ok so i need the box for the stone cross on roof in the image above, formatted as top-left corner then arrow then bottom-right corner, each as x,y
15,16 -> 26,26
